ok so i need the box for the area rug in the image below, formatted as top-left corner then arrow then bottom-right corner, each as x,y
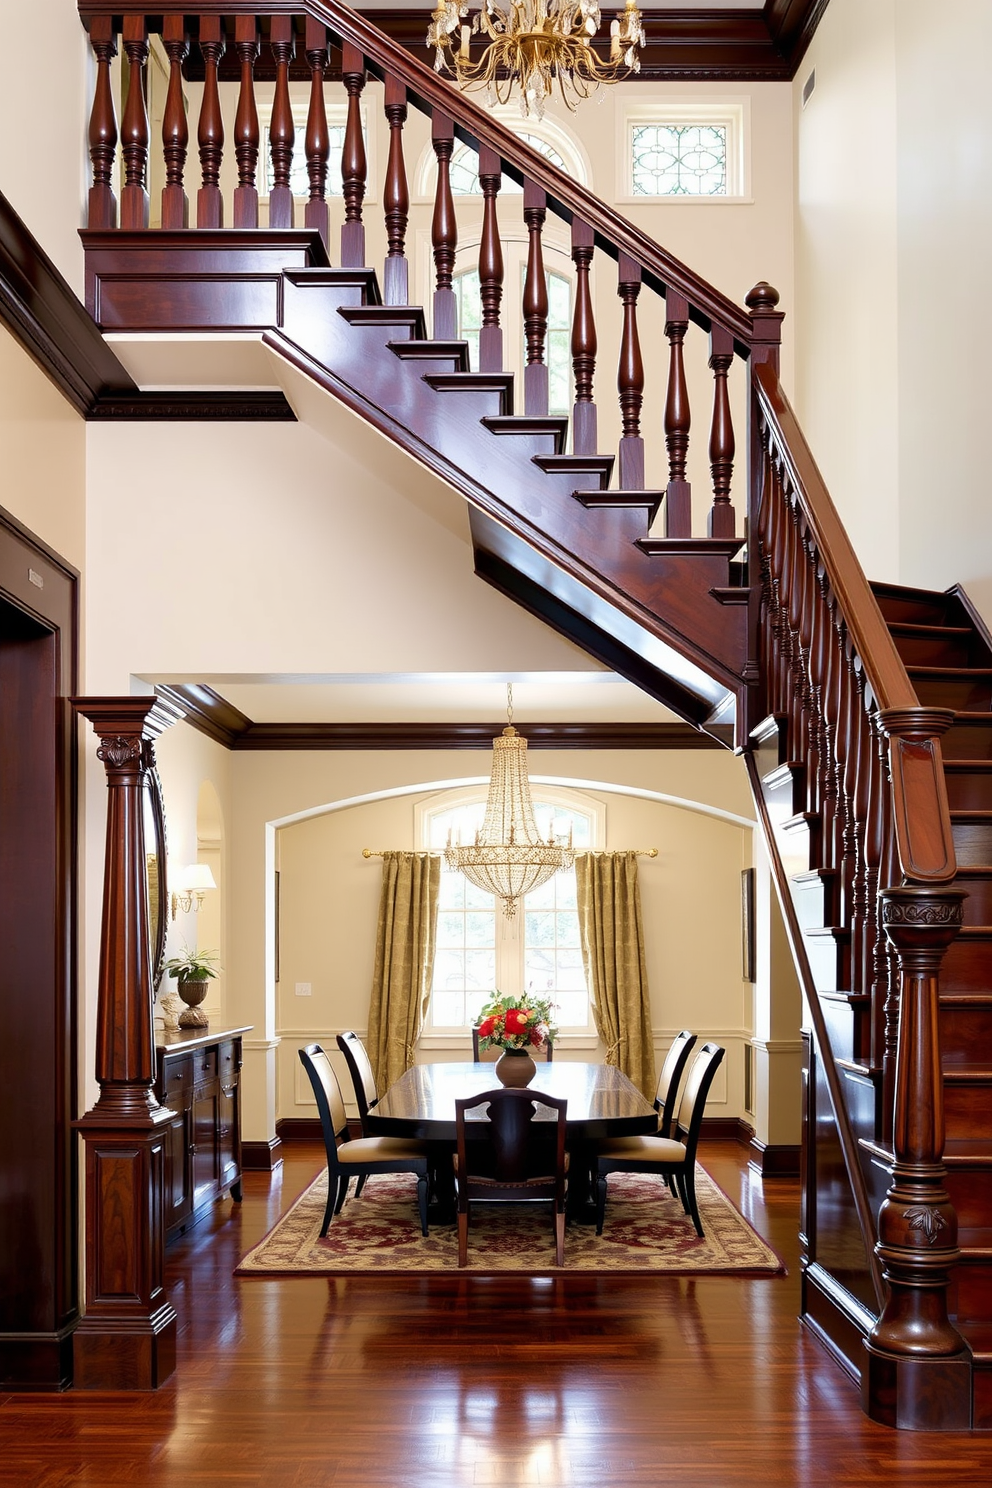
236,1167 -> 784,1276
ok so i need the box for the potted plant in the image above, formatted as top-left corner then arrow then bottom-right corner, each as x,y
476,993 -> 557,1086
162,945 -> 220,1029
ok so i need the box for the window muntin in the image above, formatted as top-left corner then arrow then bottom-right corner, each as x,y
424,793 -> 595,1031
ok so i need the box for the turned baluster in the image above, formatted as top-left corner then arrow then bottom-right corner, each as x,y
340,44 -> 367,268
87,17 -> 118,229
160,17 -> 189,229
232,19 -> 260,229
304,19 -> 331,248
383,75 -> 410,304
120,18 -> 150,229
268,17 -> 296,230
663,289 -> 690,530
523,181 -> 549,417
617,254 -> 645,490
708,326 -> 736,537
478,147 -> 504,372
845,658 -> 872,998
570,220 -> 597,456
196,17 -> 226,228
431,113 -> 457,340
862,701 -> 886,1059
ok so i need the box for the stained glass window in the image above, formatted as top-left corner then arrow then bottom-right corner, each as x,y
630,123 -> 728,197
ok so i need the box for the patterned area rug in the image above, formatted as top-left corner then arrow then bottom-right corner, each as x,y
236,1167 -> 784,1276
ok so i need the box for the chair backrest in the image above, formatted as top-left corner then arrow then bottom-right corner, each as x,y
455,1087 -> 567,1192
337,1030 -> 379,1130
654,1030 -> 697,1139
673,1043 -> 725,1166
471,1026 -> 554,1062
299,1043 -> 349,1165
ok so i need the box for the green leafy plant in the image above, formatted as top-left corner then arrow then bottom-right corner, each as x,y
476,992 -> 557,1052
163,945 -> 220,984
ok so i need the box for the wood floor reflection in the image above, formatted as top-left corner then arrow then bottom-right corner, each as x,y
4,1141 -> 992,1486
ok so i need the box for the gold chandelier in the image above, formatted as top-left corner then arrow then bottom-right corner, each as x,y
427,0 -> 645,118
445,686 -> 575,916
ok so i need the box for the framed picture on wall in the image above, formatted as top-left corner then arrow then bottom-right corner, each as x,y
741,867 -> 756,983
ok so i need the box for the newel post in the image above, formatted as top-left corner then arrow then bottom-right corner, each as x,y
72,695 -> 182,1390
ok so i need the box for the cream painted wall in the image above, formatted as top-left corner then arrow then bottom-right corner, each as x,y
794,0 -> 992,618
218,743 -> 757,1140
0,328 -> 86,570
0,1 -> 89,294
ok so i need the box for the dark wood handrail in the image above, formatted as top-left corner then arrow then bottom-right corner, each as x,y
752,360 -> 956,887
77,0 -> 754,350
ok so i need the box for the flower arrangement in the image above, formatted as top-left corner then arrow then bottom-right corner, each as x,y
476,993 -> 557,1053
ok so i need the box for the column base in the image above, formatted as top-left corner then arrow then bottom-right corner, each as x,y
862,1341 -> 972,1431
73,1304 -> 177,1391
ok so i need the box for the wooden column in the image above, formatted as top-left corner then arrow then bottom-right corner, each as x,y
72,696 -> 182,1391
86,17 -> 118,229
522,181 -> 549,417
232,18 -> 260,229
864,883 -> 971,1430
340,43 -> 367,268
268,16 -> 296,230
617,254 -> 644,490
120,18 -> 150,230
477,146 -> 503,372
570,219 -> 597,456
304,19 -> 331,249
161,17 -> 190,230
382,75 -> 410,305
431,113 -> 457,341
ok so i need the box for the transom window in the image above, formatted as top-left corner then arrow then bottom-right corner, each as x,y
621,103 -> 747,200
422,792 -> 597,1032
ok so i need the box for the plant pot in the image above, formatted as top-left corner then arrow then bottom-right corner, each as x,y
495,1047 -> 537,1087
177,977 -> 210,1029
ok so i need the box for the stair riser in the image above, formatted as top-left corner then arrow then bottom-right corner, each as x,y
944,768 -> 992,810
941,937 -> 992,994
890,634 -> 973,667
941,1005 -> 992,1062
954,876 -> 992,923
763,769 -> 806,818
943,721 -> 992,760
840,1067 -> 878,1144
912,677 -> 992,710
802,934 -> 850,995
948,1262 -> 992,1325
951,821 -> 992,866
820,996 -> 871,1064
945,1168 -> 992,1232
944,1082 -> 992,1140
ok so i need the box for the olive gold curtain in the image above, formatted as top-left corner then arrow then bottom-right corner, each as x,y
575,850 -> 656,1097
366,851 -> 441,1091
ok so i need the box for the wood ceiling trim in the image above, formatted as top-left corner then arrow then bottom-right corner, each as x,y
159,684 -> 723,751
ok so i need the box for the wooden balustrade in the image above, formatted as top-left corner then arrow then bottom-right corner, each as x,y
161,18 -> 190,229
269,17 -> 296,229
120,18 -> 150,229
662,288 -> 689,530
304,18 -> 331,247
197,17 -> 226,227
382,74 -> 409,304
478,146 -> 504,373
233,18 -> 260,227
430,112 -> 456,341
616,254 -> 644,490
570,219 -> 596,456
522,181 -> 549,417
340,42 -> 366,267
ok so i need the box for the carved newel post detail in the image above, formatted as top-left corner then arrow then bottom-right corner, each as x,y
863,883 -> 971,1430
72,696 -> 182,1391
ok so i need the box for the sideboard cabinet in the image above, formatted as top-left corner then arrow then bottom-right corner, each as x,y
155,1026 -> 251,1243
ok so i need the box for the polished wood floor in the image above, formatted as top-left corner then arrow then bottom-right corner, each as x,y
5,1142 -> 992,1486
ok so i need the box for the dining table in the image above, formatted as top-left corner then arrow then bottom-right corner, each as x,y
366,1060 -> 658,1221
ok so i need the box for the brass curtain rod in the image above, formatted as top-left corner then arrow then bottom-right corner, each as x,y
361,848 -> 658,858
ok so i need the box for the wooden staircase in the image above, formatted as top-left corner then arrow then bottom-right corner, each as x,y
74,0 -> 992,1429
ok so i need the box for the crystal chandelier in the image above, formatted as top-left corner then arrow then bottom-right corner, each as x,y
445,686 -> 575,916
427,0 -> 645,118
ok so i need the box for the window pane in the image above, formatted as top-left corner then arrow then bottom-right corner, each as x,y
448,135 -> 567,196
262,124 -> 351,197
631,123 -> 727,197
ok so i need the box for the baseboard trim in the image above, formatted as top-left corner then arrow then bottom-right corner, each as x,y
699,1116 -> 754,1145
748,1137 -> 801,1176
277,1117 -> 364,1143
242,1136 -> 284,1170
801,1261 -> 877,1385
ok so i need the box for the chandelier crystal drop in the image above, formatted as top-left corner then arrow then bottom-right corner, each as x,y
444,686 -> 575,916
427,0 -> 645,118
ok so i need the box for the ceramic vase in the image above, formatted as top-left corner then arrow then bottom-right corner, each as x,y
495,1047 -> 537,1087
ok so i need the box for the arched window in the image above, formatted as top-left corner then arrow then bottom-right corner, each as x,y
419,787 -> 601,1033
417,112 -> 589,198
453,262 -> 572,416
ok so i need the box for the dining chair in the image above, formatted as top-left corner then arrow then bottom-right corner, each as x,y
471,1026 -> 554,1062
298,1043 -> 431,1237
337,1030 -> 380,1135
454,1087 -> 568,1267
593,1042 -> 725,1239
655,1030 -> 697,1139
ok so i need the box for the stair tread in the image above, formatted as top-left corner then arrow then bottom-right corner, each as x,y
636,537 -> 745,558
819,989 -> 870,1005
388,339 -> 469,366
943,1064 -> 992,1080
942,992 -> 992,1005
951,711 -> 992,721
805,925 -> 850,941
943,759 -> 992,769
889,622 -> 973,638
949,810 -> 992,820
572,490 -> 663,512
338,304 -> 426,332
945,1139 -> 992,1162
907,666 -> 992,677
423,373 -> 513,413
531,454 -> 614,474
871,579 -> 950,605
791,867 -> 834,884
955,1324 -> 992,1361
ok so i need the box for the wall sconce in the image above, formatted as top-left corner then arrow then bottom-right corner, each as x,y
170,863 -> 217,921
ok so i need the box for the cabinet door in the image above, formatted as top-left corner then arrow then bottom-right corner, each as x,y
160,1055 -> 192,1230
217,1041 -> 241,1191
191,1084 -> 221,1210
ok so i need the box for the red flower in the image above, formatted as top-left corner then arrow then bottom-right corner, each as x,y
504,1008 -> 530,1036
529,1029 -> 544,1048
477,1015 -> 497,1037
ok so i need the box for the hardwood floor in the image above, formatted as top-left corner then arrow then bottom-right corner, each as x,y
4,1142 -> 992,1486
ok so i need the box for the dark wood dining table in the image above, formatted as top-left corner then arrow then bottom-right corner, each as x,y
367,1061 -> 658,1220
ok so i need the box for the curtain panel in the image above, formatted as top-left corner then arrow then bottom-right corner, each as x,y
575,850 -> 656,1097
366,851 -> 441,1091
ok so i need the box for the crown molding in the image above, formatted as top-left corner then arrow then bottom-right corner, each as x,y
158,684 -> 723,751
